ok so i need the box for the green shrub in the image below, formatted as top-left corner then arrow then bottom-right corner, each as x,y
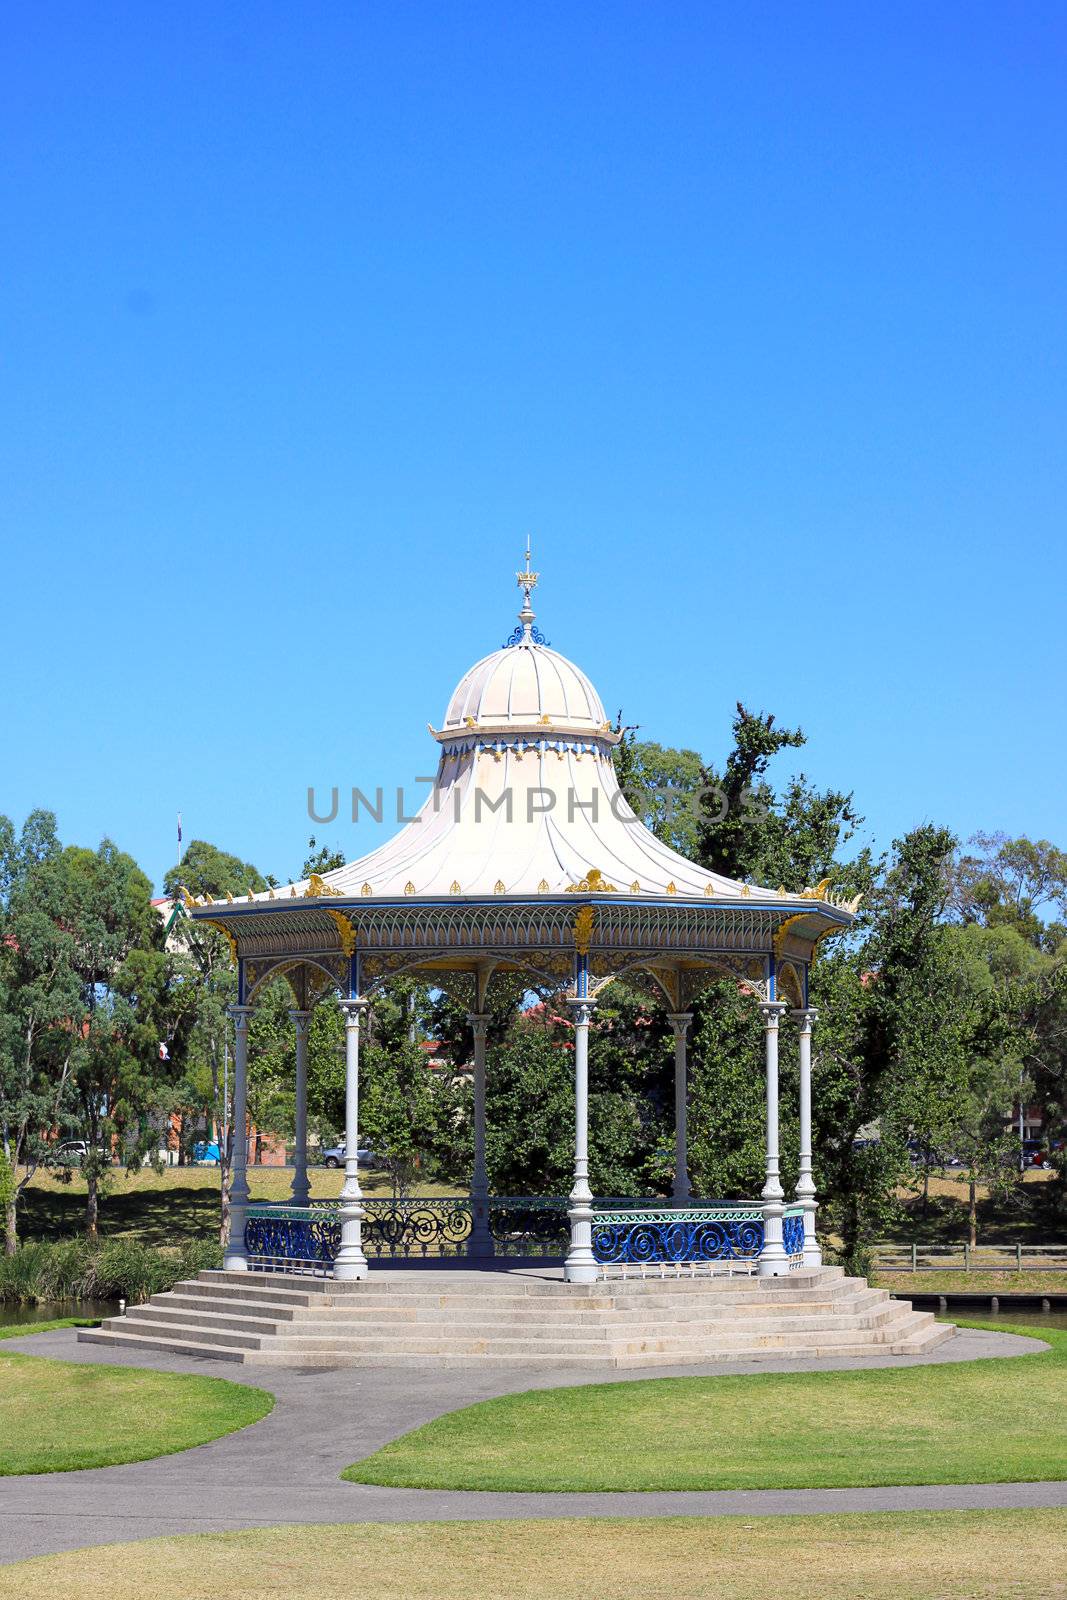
0,1236 -> 223,1305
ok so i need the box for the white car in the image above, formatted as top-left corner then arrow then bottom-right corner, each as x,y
320,1144 -> 377,1169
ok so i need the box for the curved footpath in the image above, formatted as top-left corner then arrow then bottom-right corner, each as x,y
0,1326 -> 1063,1564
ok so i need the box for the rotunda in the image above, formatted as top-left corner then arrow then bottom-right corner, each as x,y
186,550 -> 856,1283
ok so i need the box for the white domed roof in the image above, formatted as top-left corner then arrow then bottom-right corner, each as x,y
442,641 -> 608,735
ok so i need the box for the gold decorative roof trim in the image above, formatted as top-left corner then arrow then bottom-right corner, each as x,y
565,868 -> 617,893
304,874 -> 344,899
326,909 -> 356,959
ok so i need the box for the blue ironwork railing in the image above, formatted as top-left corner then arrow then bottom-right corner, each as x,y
591,1204 -> 807,1268
242,1198 -> 808,1271
591,1205 -> 764,1266
243,1204 -> 340,1268
243,1196 -> 571,1267
782,1208 -> 805,1259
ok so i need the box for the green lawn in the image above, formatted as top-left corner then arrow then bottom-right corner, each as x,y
0,1317 -> 100,1340
874,1269 -> 1067,1294
3,1512 -> 1064,1600
0,1348 -> 273,1474
344,1320 -> 1066,1492
16,1165 -> 459,1247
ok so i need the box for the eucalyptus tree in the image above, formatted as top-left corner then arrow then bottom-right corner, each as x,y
57,840 -> 174,1237
0,811 -> 79,1252
163,840 -> 268,1244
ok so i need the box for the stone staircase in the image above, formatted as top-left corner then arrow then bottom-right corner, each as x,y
77,1266 -> 955,1368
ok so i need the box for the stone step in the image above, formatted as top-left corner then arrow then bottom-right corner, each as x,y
96,1316 -> 266,1351
888,1319 -> 956,1355
79,1321 -> 953,1369
188,1280 -> 862,1315
125,1305 -> 294,1336
194,1266 -> 846,1300
137,1286 -> 902,1337
148,1290 -> 887,1328
77,1326 -> 248,1362
164,1292 -> 304,1321
121,1308 -> 930,1358
122,1303 -> 918,1345
179,1277 -> 330,1307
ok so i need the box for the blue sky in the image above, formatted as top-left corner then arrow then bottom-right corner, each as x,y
3,2 -> 1065,891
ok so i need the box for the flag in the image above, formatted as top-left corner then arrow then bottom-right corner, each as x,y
177,812 -> 183,846
159,1042 -> 169,1061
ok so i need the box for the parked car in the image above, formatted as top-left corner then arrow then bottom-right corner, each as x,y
320,1143 -> 377,1169
51,1140 -> 111,1166
193,1141 -> 222,1164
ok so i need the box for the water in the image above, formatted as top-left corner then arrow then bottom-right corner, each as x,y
1,1299 -> 117,1328
973,1308 -> 1067,1332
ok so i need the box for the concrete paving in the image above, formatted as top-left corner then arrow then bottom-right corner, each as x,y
0,1324 -> 1063,1564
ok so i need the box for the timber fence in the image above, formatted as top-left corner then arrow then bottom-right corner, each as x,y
871,1242 -> 1067,1272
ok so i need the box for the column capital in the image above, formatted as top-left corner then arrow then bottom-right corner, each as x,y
466,1011 -> 491,1037
790,1006 -> 818,1030
666,1011 -> 693,1036
288,1007 -> 312,1028
759,999 -> 790,1024
340,997 -> 369,1023
565,995 -> 598,1026
227,1003 -> 253,1024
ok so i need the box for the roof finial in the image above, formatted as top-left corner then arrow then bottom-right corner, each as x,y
516,537 -> 539,639
503,539 -> 549,648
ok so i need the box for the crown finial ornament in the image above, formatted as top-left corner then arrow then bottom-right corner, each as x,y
503,538 -> 550,647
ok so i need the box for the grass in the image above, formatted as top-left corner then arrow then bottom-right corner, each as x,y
16,1164 -> 460,1246
0,1317 -> 100,1339
0,1348 -> 273,1474
881,1168 -> 1063,1246
1,1512 -> 1064,1600
874,1269 -> 1067,1294
0,1234 -> 223,1304
344,1320 -> 1066,1493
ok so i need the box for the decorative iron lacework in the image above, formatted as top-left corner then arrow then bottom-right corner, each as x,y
362,1198 -> 472,1257
591,1204 -> 765,1266
243,1197 -> 573,1264
503,622 -> 549,647
244,1205 -> 340,1266
783,1208 -> 805,1259
438,735 -> 608,760
488,1196 -> 569,1254
244,1199 -> 797,1270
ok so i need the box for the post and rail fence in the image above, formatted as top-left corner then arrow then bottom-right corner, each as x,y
871,1242 -> 1067,1273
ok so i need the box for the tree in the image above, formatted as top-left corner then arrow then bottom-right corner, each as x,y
611,731 -> 706,859
0,812 -> 80,1252
164,840 -> 266,902
58,840 -> 175,1237
952,833 -> 1067,951
687,980 -> 776,1200
162,841 -> 271,1245
301,837 -> 346,878
695,704 -> 874,894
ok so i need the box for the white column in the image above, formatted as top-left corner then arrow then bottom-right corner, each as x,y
668,1012 -> 693,1204
290,1009 -> 311,1208
564,996 -> 598,1283
334,998 -> 370,1280
223,1003 -> 252,1271
758,1000 -> 790,1278
792,1006 -> 821,1267
467,1012 -> 494,1258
